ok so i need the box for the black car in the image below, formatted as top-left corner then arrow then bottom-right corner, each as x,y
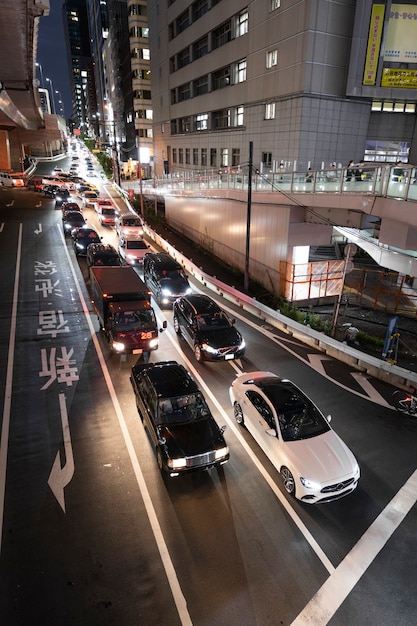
86,243 -> 121,267
72,227 -> 101,256
173,294 -> 246,362
130,360 -> 229,477
43,184 -> 62,197
143,252 -> 192,307
54,188 -> 71,207
62,210 -> 86,236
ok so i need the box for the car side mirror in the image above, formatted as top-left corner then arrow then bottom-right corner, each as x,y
220,425 -> 227,434
159,320 -> 168,332
326,414 -> 332,423
266,428 -> 277,438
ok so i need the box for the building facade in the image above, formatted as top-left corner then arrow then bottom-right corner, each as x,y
147,0 -> 417,177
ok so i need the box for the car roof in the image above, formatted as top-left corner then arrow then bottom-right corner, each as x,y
181,293 -> 220,314
89,243 -> 117,253
132,361 -> 199,398
146,252 -> 182,270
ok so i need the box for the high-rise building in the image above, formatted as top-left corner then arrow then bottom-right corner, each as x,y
147,0 -> 417,177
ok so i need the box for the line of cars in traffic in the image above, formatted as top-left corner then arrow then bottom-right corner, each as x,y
58,177 -> 361,503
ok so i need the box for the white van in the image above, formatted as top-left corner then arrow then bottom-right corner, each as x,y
0,172 -> 13,187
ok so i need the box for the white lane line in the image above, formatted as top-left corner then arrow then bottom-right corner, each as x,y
291,469 -> 417,625
0,223 -> 22,554
162,325 -> 336,575
59,226 -> 192,626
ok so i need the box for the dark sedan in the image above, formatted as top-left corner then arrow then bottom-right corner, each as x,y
173,293 -> 246,362
86,243 -> 121,267
71,227 -> 101,256
130,360 -> 229,477
62,210 -> 86,236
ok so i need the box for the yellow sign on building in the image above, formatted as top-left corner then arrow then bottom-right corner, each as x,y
381,68 -> 417,88
363,4 -> 385,86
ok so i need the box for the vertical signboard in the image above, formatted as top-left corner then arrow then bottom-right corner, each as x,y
363,4 -> 385,85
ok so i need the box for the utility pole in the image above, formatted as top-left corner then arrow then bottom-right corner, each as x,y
244,141 -> 253,293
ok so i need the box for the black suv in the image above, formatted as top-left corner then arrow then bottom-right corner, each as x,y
143,252 -> 191,307
86,243 -> 121,267
173,294 -> 246,362
130,360 -> 229,477
62,210 -> 86,236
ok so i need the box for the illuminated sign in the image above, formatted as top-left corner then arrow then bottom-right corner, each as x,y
363,4 -> 385,85
384,4 -> 417,63
381,68 -> 417,88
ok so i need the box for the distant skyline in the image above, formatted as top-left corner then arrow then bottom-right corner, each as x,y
37,1 -> 73,119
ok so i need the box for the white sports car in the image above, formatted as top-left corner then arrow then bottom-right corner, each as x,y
229,371 -> 360,503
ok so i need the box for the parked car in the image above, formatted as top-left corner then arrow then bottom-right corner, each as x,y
143,252 -> 192,307
54,187 -> 71,207
173,293 -> 245,362
43,184 -> 62,197
118,236 -> 149,265
229,371 -> 360,503
72,227 -> 102,256
86,243 -> 121,267
115,212 -> 144,238
26,177 -> 44,192
62,210 -> 86,236
130,360 -> 229,477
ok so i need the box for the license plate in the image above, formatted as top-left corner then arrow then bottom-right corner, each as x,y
225,354 -> 234,360
133,349 -> 143,354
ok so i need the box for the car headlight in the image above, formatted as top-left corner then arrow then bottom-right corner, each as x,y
353,464 -> 360,479
148,338 -> 158,349
185,287 -> 193,295
168,458 -> 187,469
238,338 -> 246,350
76,242 -> 85,249
300,477 -> 321,490
112,341 -> 125,352
215,446 -> 229,460
201,343 -> 217,354
161,287 -> 172,296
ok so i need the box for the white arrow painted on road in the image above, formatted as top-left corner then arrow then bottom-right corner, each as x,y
34,223 -> 42,235
47,393 -> 74,512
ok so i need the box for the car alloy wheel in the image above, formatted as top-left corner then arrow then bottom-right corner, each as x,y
173,315 -> 181,335
280,467 -> 295,496
233,403 -> 244,425
194,344 -> 203,362
156,448 -> 164,472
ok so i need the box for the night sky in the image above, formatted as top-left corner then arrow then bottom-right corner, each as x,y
37,1 -> 73,119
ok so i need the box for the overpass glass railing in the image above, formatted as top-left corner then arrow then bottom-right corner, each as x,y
142,165 -> 417,203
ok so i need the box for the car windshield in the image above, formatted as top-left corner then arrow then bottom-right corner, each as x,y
95,254 -> 120,266
157,392 -> 210,425
196,311 -> 230,329
262,383 -> 330,441
111,308 -> 156,331
126,240 -> 147,250
158,269 -> 186,280
102,208 -> 115,215
123,218 -> 141,226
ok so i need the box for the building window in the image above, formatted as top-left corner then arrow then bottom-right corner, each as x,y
262,152 -> 272,168
210,148 -> 217,167
270,0 -> 281,10
179,148 -> 183,164
192,0 -> 209,21
265,102 -> 276,119
266,49 -> 278,68
213,108 -> 231,129
193,148 -> 198,165
201,148 -> 207,166
177,9 -> 190,34
236,106 -> 244,126
236,10 -> 248,36
172,148 -> 177,163
236,59 -> 247,83
232,149 -> 240,167
196,113 -> 208,130
221,148 -> 229,167
178,47 -> 190,68
193,35 -> 208,60
186,148 -> 190,164
212,21 -> 231,49
194,75 -> 209,96
129,4 -> 147,16
178,82 -> 191,101
179,117 -> 191,132
213,66 -> 231,90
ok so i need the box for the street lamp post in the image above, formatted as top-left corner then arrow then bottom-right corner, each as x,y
35,62 -> 45,89
45,77 -> 56,114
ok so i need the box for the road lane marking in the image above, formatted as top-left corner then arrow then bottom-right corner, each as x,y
47,393 -> 75,512
291,469 -> 417,625
59,226 -> 193,626
0,223 -> 22,554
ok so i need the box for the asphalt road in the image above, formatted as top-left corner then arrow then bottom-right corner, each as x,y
0,176 -> 417,626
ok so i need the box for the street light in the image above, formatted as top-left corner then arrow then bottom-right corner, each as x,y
45,77 -> 56,114
35,62 -> 45,89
